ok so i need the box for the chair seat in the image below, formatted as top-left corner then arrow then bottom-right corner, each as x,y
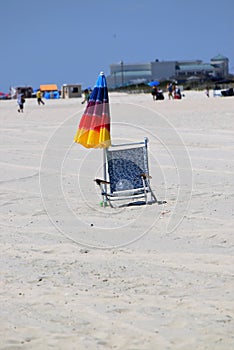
96,138 -> 158,207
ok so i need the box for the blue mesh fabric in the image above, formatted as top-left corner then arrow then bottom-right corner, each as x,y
106,146 -> 149,193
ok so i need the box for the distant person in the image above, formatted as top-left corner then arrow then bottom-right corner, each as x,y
156,89 -> 164,100
167,83 -> 174,100
174,86 -> 182,99
81,89 -> 90,104
36,90 -> 45,105
17,93 -> 25,113
205,86 -> 210,97
151,86 -> 158,100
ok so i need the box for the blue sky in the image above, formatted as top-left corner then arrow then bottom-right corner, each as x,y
0,0 -> 233,92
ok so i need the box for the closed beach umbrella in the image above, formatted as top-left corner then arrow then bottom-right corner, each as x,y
148,81 -> 160,87
74,72 -> 111,148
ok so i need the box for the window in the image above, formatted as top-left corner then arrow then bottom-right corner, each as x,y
72,87 -> 79,93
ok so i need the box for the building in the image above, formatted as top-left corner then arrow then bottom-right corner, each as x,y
61,84 -> 82,98
174,61 -> 216,80
106,55 -> 229,88
10,86 -> 33,99
210,54 -> 229,78
107,62 -> 151,88
40,84 -> 59,99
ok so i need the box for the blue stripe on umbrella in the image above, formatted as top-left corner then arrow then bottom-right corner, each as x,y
90,72 -> 109,103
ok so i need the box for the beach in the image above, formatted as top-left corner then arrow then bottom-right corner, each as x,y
0,91 -> 233,349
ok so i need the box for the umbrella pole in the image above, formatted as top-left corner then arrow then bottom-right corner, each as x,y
103,148 -> 108,207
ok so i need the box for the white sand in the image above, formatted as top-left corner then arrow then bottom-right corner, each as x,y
0,91 -> 233,349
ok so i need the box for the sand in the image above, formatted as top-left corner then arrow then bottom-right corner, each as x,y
0,90 -> 233,349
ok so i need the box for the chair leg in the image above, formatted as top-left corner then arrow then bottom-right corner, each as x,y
141,177 -> 148,204
147,183 -> 158,204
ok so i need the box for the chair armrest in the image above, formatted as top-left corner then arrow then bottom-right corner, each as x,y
94,178 -> 110,186
139,173 -> 152,180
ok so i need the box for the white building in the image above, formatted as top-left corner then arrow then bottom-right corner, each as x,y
106,55 -> 229,88
61,84 -> 82,98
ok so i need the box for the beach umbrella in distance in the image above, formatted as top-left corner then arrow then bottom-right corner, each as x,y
74,72 -> 111,148
148,80 -> 160,87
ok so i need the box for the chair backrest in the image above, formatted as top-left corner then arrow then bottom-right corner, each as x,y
106,145 -> 149,193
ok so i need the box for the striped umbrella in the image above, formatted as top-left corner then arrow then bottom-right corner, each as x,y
74,72 -> 111,148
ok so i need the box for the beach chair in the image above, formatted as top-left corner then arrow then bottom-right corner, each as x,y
95,138 -> 161,208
